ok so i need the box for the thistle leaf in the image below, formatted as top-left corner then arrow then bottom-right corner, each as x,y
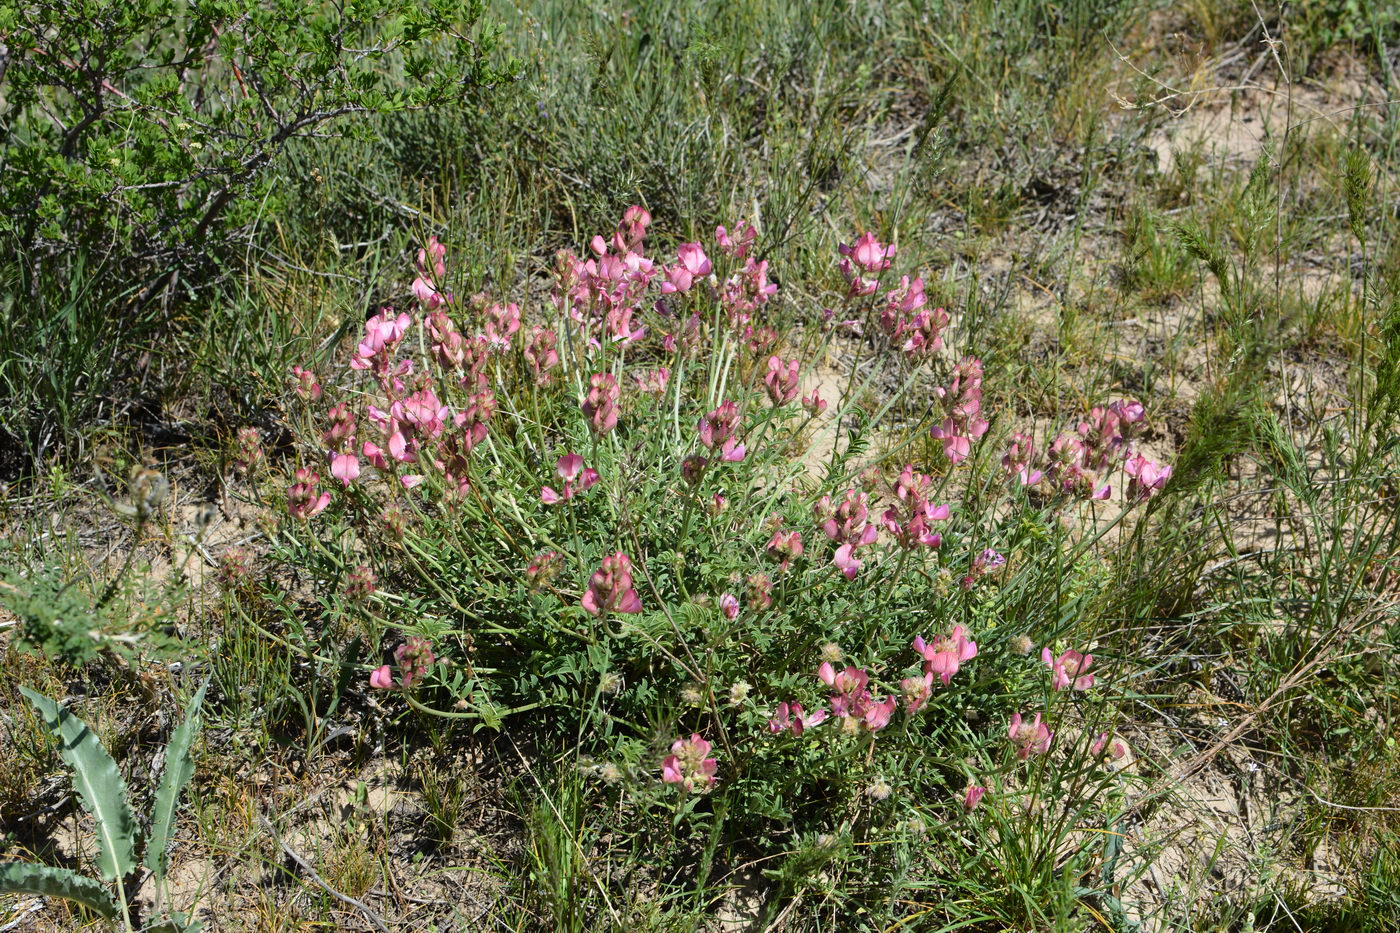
145,681 -> 209,882
19,687 -> 139,883
0,860 -> 120,918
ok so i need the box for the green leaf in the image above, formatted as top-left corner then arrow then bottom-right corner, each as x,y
0,861 -> 120,918
145,681 -> 209,882
19,687 -> 139,883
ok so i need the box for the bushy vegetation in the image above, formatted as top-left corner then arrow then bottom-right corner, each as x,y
3,0 -> 1400,930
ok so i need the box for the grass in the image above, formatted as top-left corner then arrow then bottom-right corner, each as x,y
4,0 -> 1400,930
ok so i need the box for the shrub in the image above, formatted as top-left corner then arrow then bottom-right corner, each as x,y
246,207 -> 1175,925
0,0 -> 513,297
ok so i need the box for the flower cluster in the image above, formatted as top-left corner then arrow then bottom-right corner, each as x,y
540,453 -> 599,504
838,232 -> 895,296
370,636 -> 436,690
819,663 -> 897,733
878,276 -> 950,361
697,400 -> 747,463
287,467 -> 330,519
1008,397 -> 1171,502
661,734 -> 718,793
581,552 -> 643,616
881,466 -> 950,550
1043,648 -> 1095,691
815,489 -> 879,578
930,357 -> 990,464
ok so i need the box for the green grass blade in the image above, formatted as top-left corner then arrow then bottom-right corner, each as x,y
0,860 -> 120,918
144,681 -> 209,881
18,686 -> 139,884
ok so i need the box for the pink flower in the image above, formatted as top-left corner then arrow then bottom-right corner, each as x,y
862,696 -> 897,731
1042,648 -> 1095,691
913,625 -> 979,686
581,552 -> 643,616
234,427 -> 265,474
817,664 -> 894,732
540,453 -> 600,504
661,734 -> 717,792
613,205 -> 652,253
961,548 -> 1005,590
633,366 -> 671,396
815,489 -> 879,579
343,564 -> 377,599
746,572 -> 773,610
370,636 -> 436,690
582,374 -> 621,436
329,451 -> 360,487
1008,712 -> 1054,759
525,550 -> 563,591
763,356 -> 800,406
661,243 -> 713,293
802,391 -> 828,416
901,673 -> 933,713
485,302 -> 521,351
412,237 -> 450,308
1124,453 -> 1171,501
718,593 -> 740,620
1002,433 -> 1045,486
878,278 -> 950,360
838,232 -> 895,296
681,455 -> 709,485
395,636 -> 436,688
768,701 -> 828,736
930,357 -> 989,464
765,528 -> 804,571
524,326 -> 560,386
881,466 -> 950,549
352,309 -> 412,372
323,402 -> 357,450
963,784 -> 986,811
1092,732 -> 1131,765
290,365 -> 321,401
715,222 -> 756,259
288,468 -> 331,519
698,400 -> 746,462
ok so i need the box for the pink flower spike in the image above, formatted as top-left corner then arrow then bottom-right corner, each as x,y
763,356 -> 801,406
288,468 -> 330,519
963,784 -> 986,811
582,374 -> 621,437
581,552 -> 643,616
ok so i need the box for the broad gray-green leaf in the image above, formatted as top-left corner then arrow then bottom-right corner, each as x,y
145,681 -> 208,881
0,860 -> 120,918
19,686 -> 139,883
